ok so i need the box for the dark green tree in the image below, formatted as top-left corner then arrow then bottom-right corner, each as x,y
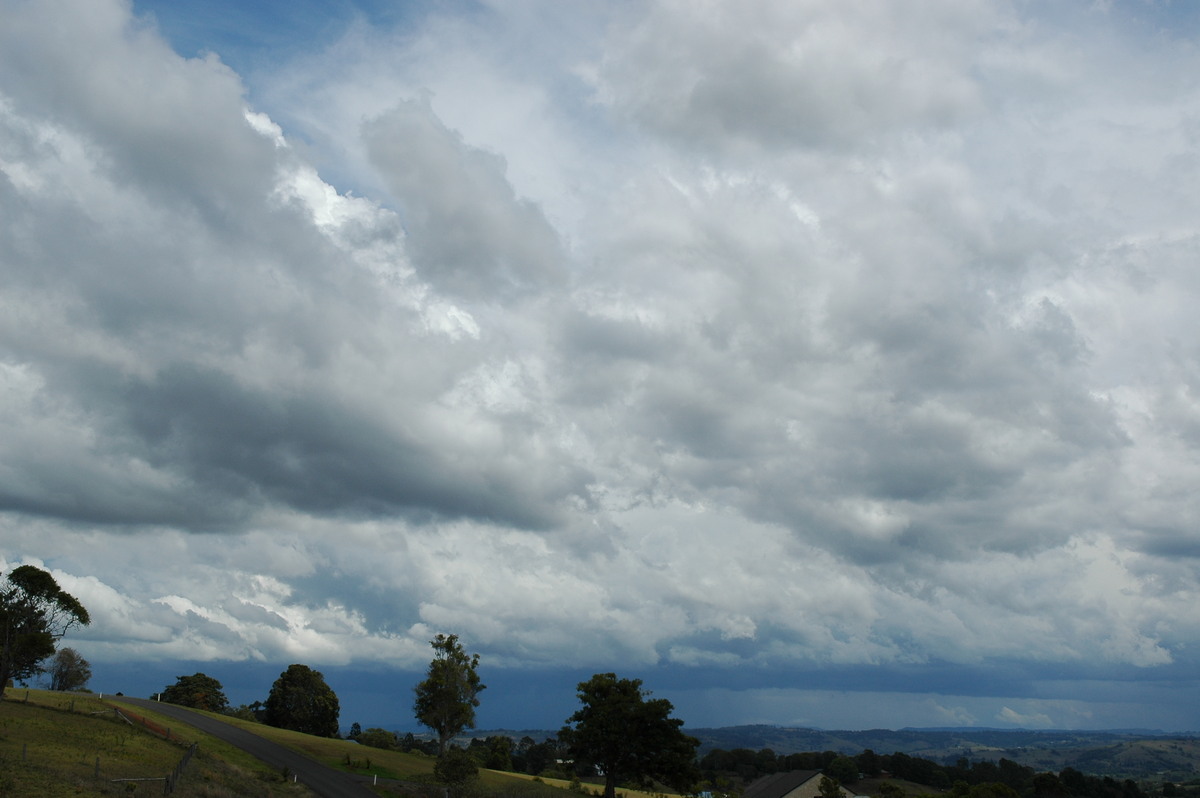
969,784 -> 1021,798
756,748 -> 779,775
46,647 -> 92,691
264,664 -> 340,737
484,735 -> 513,771
161,672 -> 229,712
827,755 -> 859,784
434,747 -> 479,796
524,738 -> 559,775
559,672 -> 699,798
468,734 -> 513,770
358,728 -> 399,750
856,749 -> 882,778
0,565 -> 90,696
1033,773 -> 1069,798
413,633 -> 485,757
225,704 -> 263,722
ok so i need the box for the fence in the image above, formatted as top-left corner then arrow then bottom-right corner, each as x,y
105,706 -> 200,793
5,690 -> 200,794
114,705 -> 182,742
109,743 -> 198,795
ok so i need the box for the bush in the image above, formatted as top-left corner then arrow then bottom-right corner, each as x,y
358,728 -> 398,750
435,748 -> 480,793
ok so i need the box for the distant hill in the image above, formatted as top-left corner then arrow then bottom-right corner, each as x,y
468,725 -> 1200,780
680,724 -> 1173,754
685,726 -> 1200,779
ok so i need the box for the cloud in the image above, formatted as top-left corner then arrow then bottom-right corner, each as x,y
363,97 -> 567,300
589,0 -> 996,153
997,706 -> 1054,729
0,0 -> 588,533
3,0 -> 1200,730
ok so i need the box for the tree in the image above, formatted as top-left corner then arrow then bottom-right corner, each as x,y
0,565 -> 90,696
413,633 -> 485,757
523,737 -> 559,775
819,776 -> 845,798
969,785 -> 1022,798
46,647 -> 91,691
827,755 -> 859,784
857,749 -> 882,778
483,735 -> 513,771
434,747 -> 479,796
225,704 -> 263,722
559,672 -> 700,798
358,728 -> 399,750
264,664 -> 340,737
161,672 -> 229,712
1033,773 -> 1069,798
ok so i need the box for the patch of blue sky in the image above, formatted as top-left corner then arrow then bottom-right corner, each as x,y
131,0 -> 471,75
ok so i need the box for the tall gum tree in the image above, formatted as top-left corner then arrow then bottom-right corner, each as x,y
413,633 -> 485,757
0,565 -> 89,696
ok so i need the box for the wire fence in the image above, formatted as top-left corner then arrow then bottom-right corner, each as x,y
109,742 -> 198,795
5,690 -> 200,794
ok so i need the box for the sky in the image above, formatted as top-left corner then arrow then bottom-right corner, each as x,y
3,0 -> 1200,735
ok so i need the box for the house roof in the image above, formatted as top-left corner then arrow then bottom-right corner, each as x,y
744,770 -> 823,798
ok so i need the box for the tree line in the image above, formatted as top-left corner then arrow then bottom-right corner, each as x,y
152,634 -> 697,798
354,635 -> 699,798
699,746 -> 1152,798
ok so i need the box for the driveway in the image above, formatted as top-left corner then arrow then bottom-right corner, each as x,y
109,696 -> 380,798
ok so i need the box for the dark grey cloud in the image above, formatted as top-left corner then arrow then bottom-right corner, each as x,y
117,361 -> 581,529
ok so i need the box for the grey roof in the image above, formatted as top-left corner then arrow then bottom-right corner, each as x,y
743,770 -> 823,798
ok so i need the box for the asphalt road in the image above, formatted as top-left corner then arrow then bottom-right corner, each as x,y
109,696 -> 380,798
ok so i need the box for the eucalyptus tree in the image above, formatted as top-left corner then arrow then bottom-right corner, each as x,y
413,633 -> 485,757
1,565 -> 90,695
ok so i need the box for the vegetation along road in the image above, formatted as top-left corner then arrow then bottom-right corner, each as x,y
111,695 -> 379,798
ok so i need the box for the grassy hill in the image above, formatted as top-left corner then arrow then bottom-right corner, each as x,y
0,688 -> 314,796
1,689 -> 673,797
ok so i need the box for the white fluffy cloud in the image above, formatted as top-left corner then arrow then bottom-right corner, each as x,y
3,0 -> 1200,729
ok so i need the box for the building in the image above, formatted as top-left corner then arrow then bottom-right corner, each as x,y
743,770 -> 825,798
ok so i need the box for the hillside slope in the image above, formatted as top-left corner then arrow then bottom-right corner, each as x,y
0,689 -> 313,796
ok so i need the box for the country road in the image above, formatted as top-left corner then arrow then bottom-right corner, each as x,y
109,696 -> 380,797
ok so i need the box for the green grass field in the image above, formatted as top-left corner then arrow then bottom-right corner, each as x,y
104,699 -> 675,797
2,689 -> 678,798
0,689 -> 313,796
